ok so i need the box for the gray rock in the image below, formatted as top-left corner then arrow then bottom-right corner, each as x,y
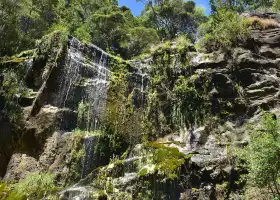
3,153 -> 39,181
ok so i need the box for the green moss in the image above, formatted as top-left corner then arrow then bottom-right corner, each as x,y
144,39 -> 210,140
15,49 -> 35,58
68,130 -> 93,180
216,182 -> 229,191
1,49 -> 35,65
135,190 -> 153,200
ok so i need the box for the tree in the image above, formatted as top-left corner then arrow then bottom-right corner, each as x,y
0,0 -> 21,57
210,0 -> 274,12
0,0 -> 62,56
210,0 -> 247,13
197,8 -> 250,52
138,0 -> 206,40
120,27 -> 159,58
241,113 -> 280,198
0,0 -> 159,58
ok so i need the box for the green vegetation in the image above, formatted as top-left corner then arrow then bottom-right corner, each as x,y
0,0 -> 205,59
3,0 -> 280,199
69,129 -> 103,180
101,70 -> 144,148
144,42 -> 209,139
0,52 -> 32,122
197,9 -> 250,52
3,0 -> 278,57
77,101 -> 91,130
146,142 -> 187,180
1,71 -> 24,122
240,113 -> 280,199
274,0 -> 280,11
210,0 -> 275,13
137,0 -> 206,40
0,172 -> 57,200
174,76 -> 206,128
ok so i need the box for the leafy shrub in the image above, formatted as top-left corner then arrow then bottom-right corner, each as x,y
1,186 -> 26,200
240,113 -> 280,198
48,23 -> 70,36
197,9 -> 250,52
137,142 -> 187,180
121,27 -> 159,58
2,172 -> 57,200
13,172 -> 57,199
273,0 -> 280,11
248,16 -> 279,30
74,25 -> 91,44
173,76 -> 206,128
150,142 -> 186,180
1,70 -> 26,122
174,35 -> 192,50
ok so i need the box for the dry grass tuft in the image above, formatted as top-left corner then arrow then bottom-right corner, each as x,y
247,16 -> 279,30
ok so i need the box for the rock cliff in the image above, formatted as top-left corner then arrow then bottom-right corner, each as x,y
1,13 -> 280,200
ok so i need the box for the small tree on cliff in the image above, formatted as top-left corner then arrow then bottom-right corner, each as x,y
241,113 -> 280,198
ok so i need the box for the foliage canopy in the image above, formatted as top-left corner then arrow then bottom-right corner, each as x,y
240,113 -> 280,198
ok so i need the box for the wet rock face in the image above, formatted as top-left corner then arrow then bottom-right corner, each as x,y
27,36 -> 111,121
2,13 -> 280,199
1,34 -> 145,183
76,14 -> 280,200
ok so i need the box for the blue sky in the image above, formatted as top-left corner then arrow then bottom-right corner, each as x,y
118,0 -> 211,16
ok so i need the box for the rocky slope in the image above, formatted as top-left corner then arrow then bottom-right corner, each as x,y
1,13 -> 280,200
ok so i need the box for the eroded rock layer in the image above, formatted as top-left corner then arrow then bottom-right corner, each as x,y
1,14 -> 280,200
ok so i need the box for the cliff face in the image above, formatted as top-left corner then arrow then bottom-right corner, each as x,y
1,14 -> 280,200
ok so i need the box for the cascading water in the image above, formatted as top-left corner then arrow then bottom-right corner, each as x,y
50,37 -> 111,179
56,38 -> 151,199
130,59 -> 151,107
53,39 -> 81,108
80,135 -> 100,178
24,59 -> 34,80
54,37 -> 110,118
83,51 -> 110,131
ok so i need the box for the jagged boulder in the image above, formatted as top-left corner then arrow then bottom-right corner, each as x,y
3,153 -> 39,181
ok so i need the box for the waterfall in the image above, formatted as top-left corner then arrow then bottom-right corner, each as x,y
42,37 -> 112,178
130,59 -> 151,107
84,50 -> 110,131
62,49 -> 81,108
50,37 -> 111,131
53,38 -> 82,108
24,59 -> 34,80
81,135 -> 100,178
